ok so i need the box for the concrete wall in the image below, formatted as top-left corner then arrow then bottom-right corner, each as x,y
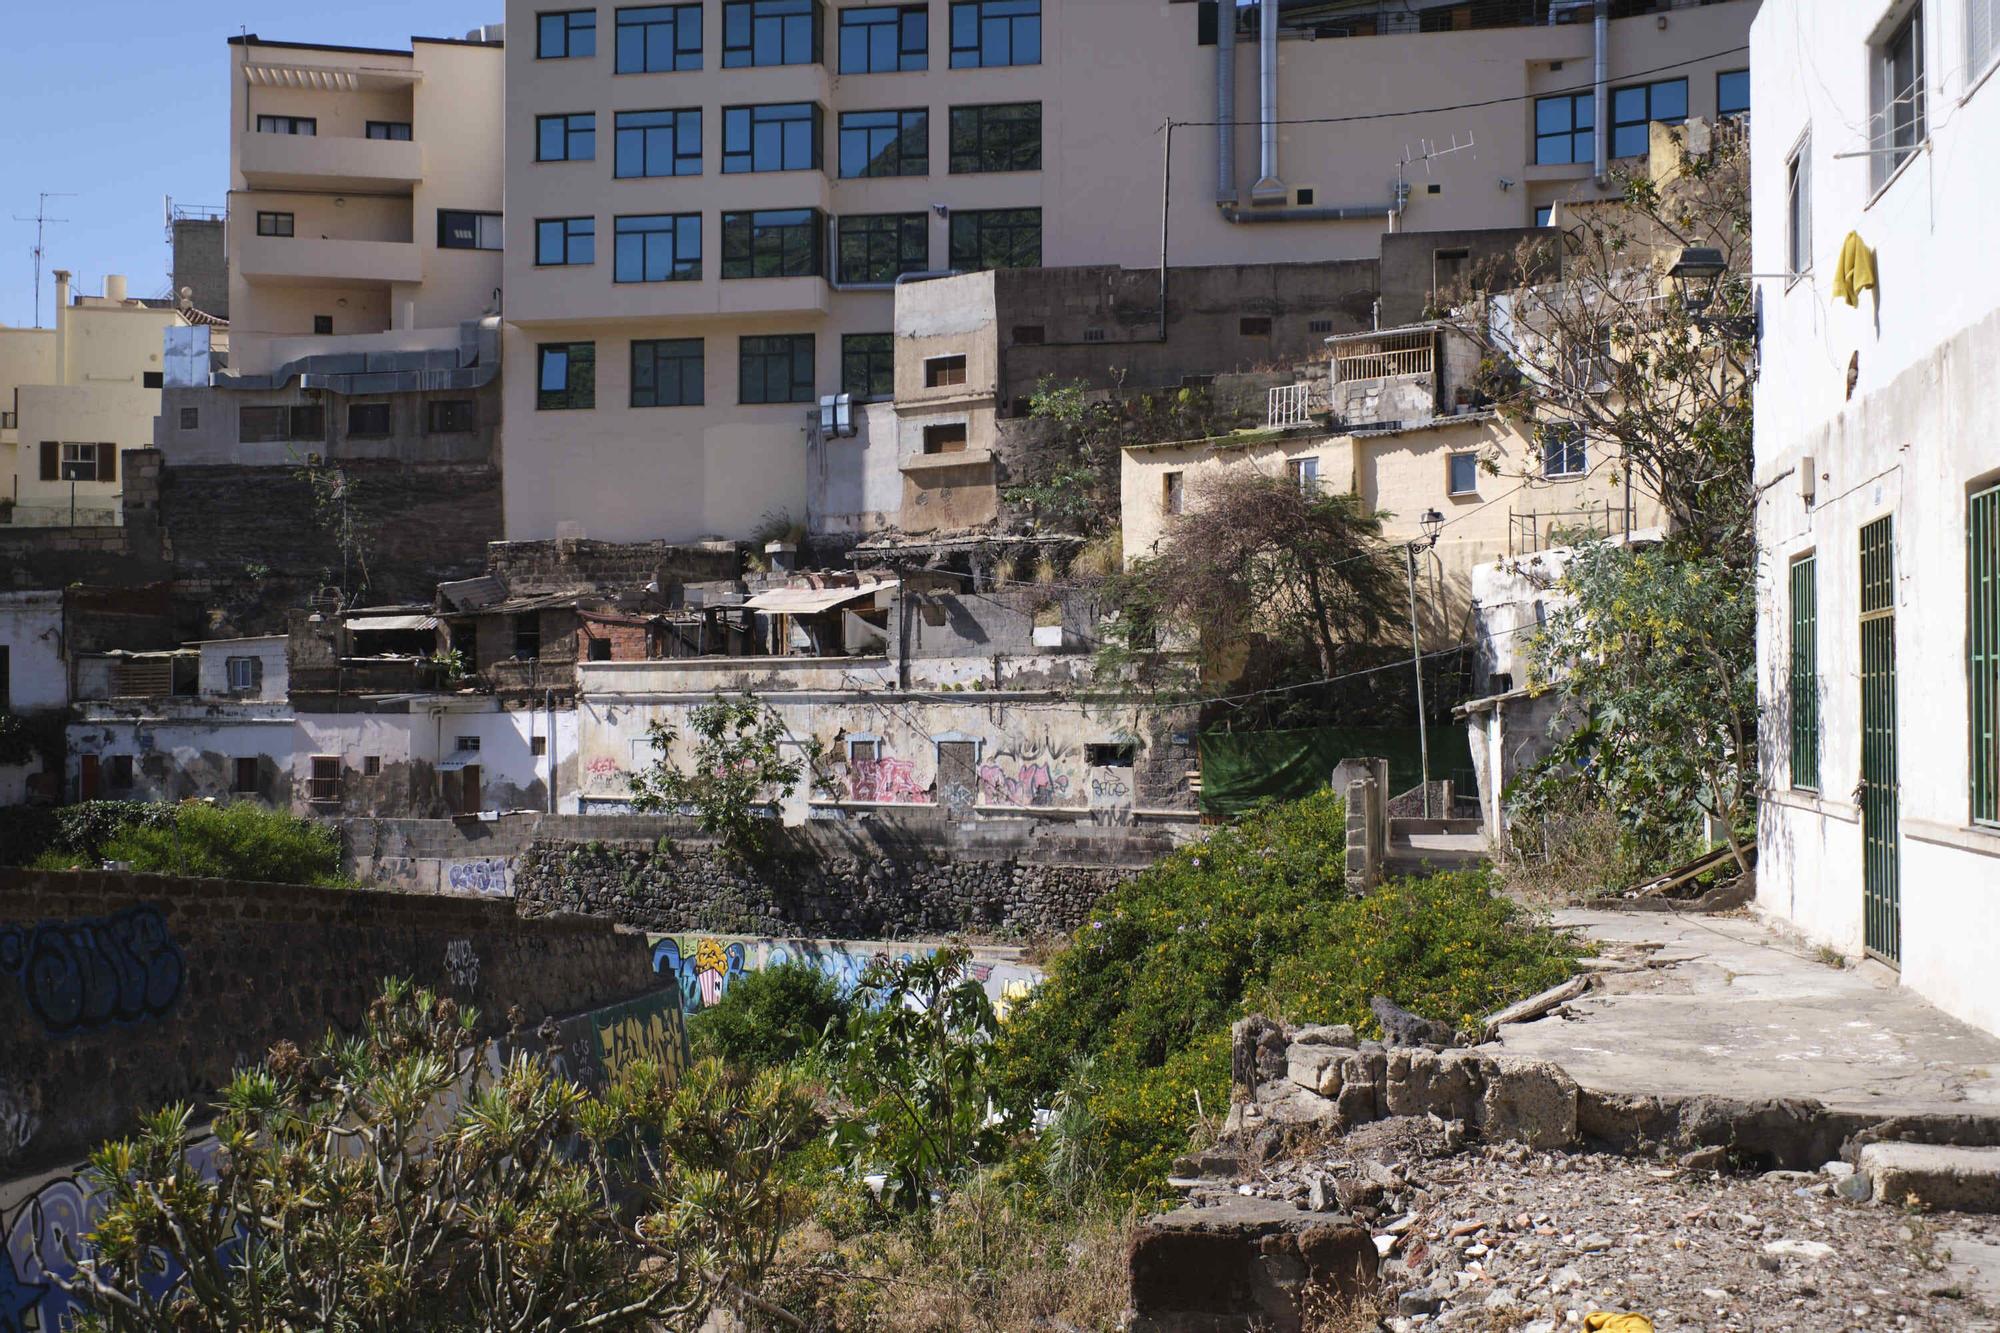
0,865 -> 662,1172
1751,0 -> 2000,1036
0,593 -> 65,806
195,636 -> 288,701
157,378 -> 500,467
170,217 -> 228,319
651,931 -> 1041,1017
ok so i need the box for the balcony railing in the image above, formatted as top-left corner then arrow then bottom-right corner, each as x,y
1331,330 -> 1435,384
1256,0 -> 1731,40
1267,382 -> 1318,429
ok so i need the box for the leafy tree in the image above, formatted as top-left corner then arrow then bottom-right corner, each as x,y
819,950 -> 1014,1210
628,692 -> 826,859
50,979 -> 820,1333
689,961 -> 852,1070
84,801 -> 348,884
1003,377 -> 1234,534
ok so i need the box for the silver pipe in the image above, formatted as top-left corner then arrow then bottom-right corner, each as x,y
1593,0 -> 1609,182
1216,2 -> 1236,203
1220,203 -> 1394,224
1251,0 -> 1286,203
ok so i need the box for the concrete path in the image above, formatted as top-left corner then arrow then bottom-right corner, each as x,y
1487,908 -> 2000,1118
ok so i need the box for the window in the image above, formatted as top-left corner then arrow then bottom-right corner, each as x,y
256,211 -> 294,238
721,209 -> 824,279
948,102 -> 1040,173
840,5 -> 926,72
922,422 -> 968,453
1786,135 -> 1812,276
1289,456 -> 1319,493
836,213 -> 927,283
1082,327 -> 1105,343
1974,484 -> 2000,823
226,656 -> 260,693
1534,92 -> 1593,165
538,8 -> 597,57
1085,742 -> 1135,767
1610,77 -> 1687,158
616,4 -> 702,71
841,333 -> 894,398
532,735 -> 548,756
348,402 -> 391,437
239,405 -> 324,443
1872,6 -> 1926,190
456,735 -> 482,752
1448,452 -> 1479,496
107,755 -> 135,790
848,736 -> 880,764
364,754 -> 382,776
38,441 -> 113,483
312,315 -> 333,335
614,212 -> 702,282
723,102 -> 823,173
925,355 -> 967,388
739,334 -> 816,404
178,407 -> 199,431
950,0 -> 1039,67
1240,316 -> 1272,337
57,442 -> 100,481
1716,69 -> 1749,119
1540,422 -> 1587,478
233,757 -> 259,793
1975,0 -> 1999,83
256,115 -> 316,135
514,615 -> 542,660
1790,553 -> 1820,792
1012,324 -> 1044,345
427,399 -> 475,433
723,0 -> 822,67
1535,204 -> 1556,227
838,108 -> 927,177
631,337 -> 705,407
615,108 -> 702,177
538,342 -> 596,410
366,120 -> 413,140
1307,318 -> 1334,334
438,210 -> 503,250
1163,471 -> 1184,515
143,370 -> 165,388
587,637 -> 612,662
309,755 -> 339,803
537,112 -> 596,161
537,216 -> 596,266
948,208 -> 1040,270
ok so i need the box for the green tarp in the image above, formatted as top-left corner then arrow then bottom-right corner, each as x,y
1198,725 -> 1472,817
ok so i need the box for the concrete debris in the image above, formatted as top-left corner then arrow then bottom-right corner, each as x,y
1860,1143 -> 2000,1214
1371,995 -> 1460,1049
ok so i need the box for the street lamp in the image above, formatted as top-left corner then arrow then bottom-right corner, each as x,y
1667,245 -> 1730,315
1407,509 -> 1446,819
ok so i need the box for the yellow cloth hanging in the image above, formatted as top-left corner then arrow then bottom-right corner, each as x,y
1832,231 -> 1877,306
1583,1317 -> 1655,1333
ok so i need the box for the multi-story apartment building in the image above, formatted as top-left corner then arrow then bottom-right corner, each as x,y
1753,0 -> 2000,1037
499,0 -> 1756,544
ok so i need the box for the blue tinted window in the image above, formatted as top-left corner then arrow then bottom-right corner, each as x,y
949,0 -> 1038,68
838,108 -> 927,178
721,210 -> 824,279
536,112 -> 595,162
839,5 -> 926,73
615,108 -> 702,177
616,4 -> 702,72
614,213 -> 702,282
1717,70 -> 1750,118
631,338 -> 705,407
723,0 -> 821,67
1610,78 -> 1687,159
538,9 -> 596,57
723,103 -> 822,173
536,217 -> 595,266
1534,93 -> 1592,165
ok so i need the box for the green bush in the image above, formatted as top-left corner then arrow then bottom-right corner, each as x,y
993,789 -> 1580,1198
96,801 -> 345,885
0,800 -> 177,867
688,962 -> 851,1069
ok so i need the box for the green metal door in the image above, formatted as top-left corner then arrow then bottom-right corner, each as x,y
1859,516 -> 1900,965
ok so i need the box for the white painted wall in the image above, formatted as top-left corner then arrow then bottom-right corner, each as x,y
1751,0 -> 2000,1035
0,593 -> 66,712
196,637 -> 289,701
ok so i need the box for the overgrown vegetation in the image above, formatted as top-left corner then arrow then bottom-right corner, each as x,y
627,692 -> 827,859
26,801 -> 347,885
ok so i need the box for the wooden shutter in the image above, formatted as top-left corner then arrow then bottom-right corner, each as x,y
97,445 -> 117,483
39,441 -> 58,481
249,655 -> 264,692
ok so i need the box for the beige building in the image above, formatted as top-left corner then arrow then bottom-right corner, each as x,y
497,0 -> 1755,544
0,272 -> 195,527
225,31 -> 506,377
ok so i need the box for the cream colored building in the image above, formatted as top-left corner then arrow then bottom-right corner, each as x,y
0,272 -> 192,527
497,0 -> 1755,544
225,31 -> 506,377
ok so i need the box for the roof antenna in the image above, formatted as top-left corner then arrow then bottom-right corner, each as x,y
13,191 -> 75,328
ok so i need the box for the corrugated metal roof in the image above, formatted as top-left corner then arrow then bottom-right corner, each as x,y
347,614 -> 439,632
438,574 -> 508,612
740,581 -> 890,615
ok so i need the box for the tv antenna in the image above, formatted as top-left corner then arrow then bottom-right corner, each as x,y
13,191 -> 75,328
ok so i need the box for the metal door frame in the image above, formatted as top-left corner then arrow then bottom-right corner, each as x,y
1859,515 -> 1901,966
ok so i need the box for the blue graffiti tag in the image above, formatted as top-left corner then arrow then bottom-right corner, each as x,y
650,938 -> 747,1013
0,904 -> 184,1038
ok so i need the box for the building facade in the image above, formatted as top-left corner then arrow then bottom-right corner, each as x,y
1752,0 -> 2000,1034
497,0 -> 1755,544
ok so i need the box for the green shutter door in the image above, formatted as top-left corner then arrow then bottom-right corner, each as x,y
1859,516 -> 1900,966
1789,555 -> 1819,790
1972,485 -> 2000,825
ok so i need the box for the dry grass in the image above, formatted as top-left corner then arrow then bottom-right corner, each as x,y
1298,1284 -> 1386,1333
1498,803 -> 1645,906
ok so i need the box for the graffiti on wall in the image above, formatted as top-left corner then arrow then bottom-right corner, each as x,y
0,905 -> 184,1038
977,759 -> 1069,807
443,940 -> 480,993
652,936 -> 1042,1019
443,858 -> 513,898
846,756 -> 928,804
652,937 -> 746,1013
589,989 -> 689,1085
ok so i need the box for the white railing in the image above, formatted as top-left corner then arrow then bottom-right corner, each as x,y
1267,382 -> 1316,429
1331,330 -> 1434,384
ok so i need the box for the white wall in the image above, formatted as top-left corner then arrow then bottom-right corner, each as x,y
196,638 -> 289,701
0,593 -> 66,712
1751,0 -> 2000,1035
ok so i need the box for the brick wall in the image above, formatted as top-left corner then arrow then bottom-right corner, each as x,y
484,538 -> 741,597
0,868 -> 661,1173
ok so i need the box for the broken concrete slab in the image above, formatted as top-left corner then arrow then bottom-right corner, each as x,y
1859,1142 -> 2000,1213
1128,1193 -> 1378,1333
1474,1054 -> 1579,1151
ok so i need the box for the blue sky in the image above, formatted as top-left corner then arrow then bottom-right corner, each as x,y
0,1 -> 502,327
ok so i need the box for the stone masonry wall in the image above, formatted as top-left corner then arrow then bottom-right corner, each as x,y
0,868 -> 660,1174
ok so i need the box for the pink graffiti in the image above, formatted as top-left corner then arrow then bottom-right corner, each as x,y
586,757 -> 621,778
848,757 -> 929,804
977,761 -> 1069,807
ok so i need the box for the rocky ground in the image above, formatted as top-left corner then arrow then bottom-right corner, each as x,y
1229,1116 -> 2000,1332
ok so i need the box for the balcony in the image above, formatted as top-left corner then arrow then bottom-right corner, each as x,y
240,132 -> 423,193
236,233 -> 423,288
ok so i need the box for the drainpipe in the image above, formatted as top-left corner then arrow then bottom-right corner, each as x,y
1592,0 -> 1609,184
1250,0 -> 1287,204
544,687 -> 556,814
1215,3 -> 1237,203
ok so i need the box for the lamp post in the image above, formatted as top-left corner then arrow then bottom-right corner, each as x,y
1407,508 -> 1446,819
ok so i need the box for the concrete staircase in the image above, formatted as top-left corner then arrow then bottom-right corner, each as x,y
1383,816 -> 1489,878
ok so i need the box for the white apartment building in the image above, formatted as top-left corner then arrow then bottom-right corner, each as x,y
498,0 -> 1757,543
1752,0 -> 2000,1034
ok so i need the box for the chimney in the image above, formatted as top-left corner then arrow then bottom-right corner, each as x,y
104,274 -> 128,304
52,269 -> 71,380
765,541 -> 798,574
